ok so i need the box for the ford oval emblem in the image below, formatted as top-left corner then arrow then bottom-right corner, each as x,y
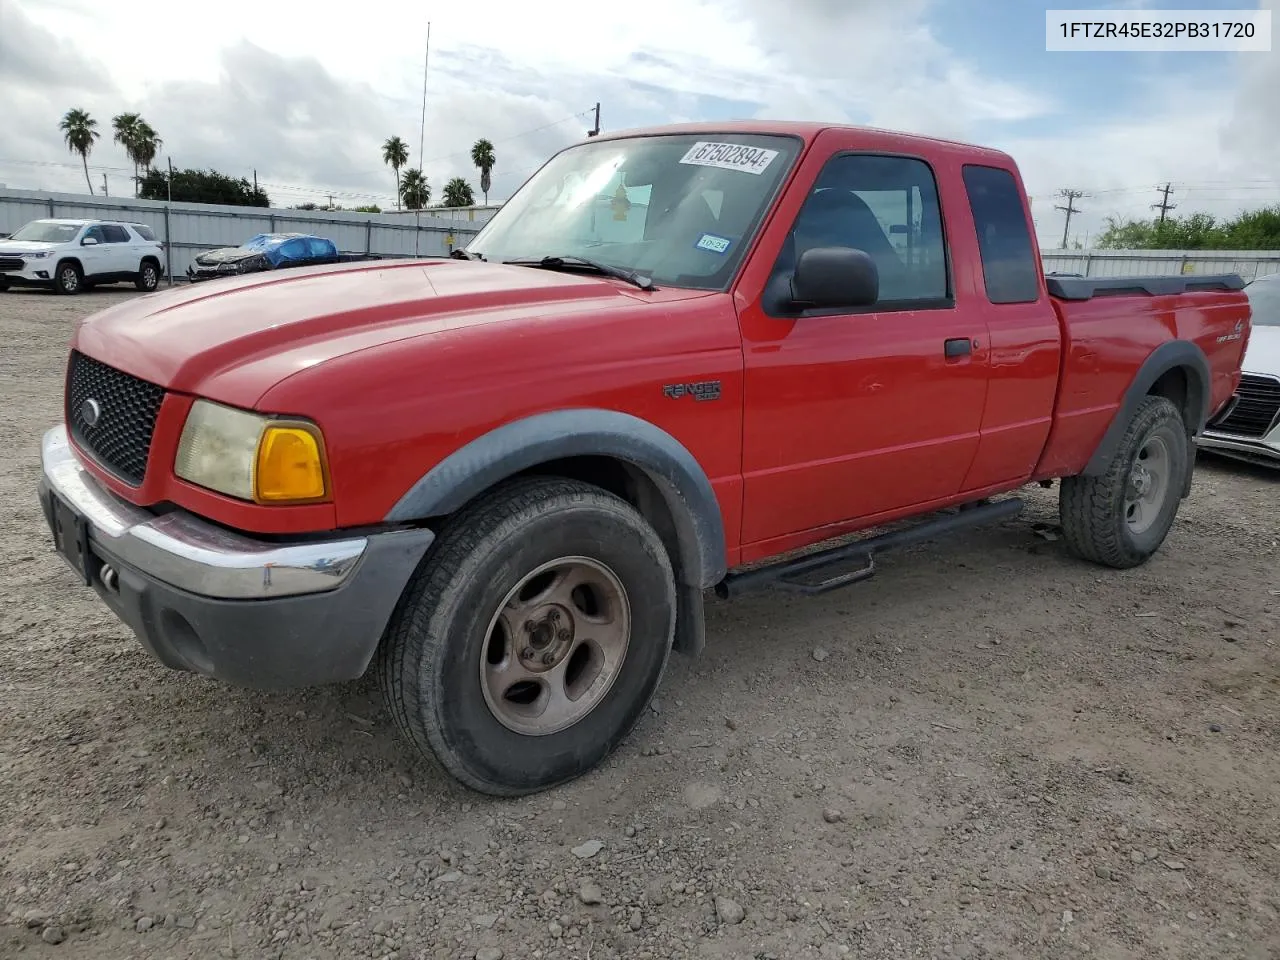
80,397 -> 101,428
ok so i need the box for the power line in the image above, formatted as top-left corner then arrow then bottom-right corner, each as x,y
1054,189 -> 1087,249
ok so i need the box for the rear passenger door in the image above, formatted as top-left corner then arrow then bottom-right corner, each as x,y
954,164 -> 1061,490
99,224 -> 135,274
736,145 -> 992,548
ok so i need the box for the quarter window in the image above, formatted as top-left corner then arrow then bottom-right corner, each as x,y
962,164 -> 1040,304
779,154 -> 949,305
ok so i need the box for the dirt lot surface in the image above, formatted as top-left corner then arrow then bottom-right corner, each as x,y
2,288 -> 1279,960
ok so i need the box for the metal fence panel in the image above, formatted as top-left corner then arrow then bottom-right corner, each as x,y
1042,249 -> 1280,281
0,188 -> 483,278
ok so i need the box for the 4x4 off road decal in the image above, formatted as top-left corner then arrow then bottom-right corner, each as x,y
663,380 -> 722,401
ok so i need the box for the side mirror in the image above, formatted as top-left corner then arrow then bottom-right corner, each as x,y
791,246 -> 878,309
82,236 -> 99,246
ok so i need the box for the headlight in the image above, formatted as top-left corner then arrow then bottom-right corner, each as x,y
26,251 -> 51,259
174,399 -> 329,504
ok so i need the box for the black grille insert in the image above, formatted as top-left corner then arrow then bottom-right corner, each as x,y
0,257 -> 24,271
66,351 -> 166,485
1209,374 -> 1280,439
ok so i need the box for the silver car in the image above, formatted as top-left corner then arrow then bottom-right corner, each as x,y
1199,272 -> 1280,467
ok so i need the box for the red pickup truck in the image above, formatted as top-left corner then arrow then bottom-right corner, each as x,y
37,121 -> 1251,796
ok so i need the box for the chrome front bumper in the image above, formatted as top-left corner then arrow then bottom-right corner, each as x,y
39,424 -> 368,599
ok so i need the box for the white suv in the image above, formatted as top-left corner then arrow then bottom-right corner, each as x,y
0,218 -> 166,295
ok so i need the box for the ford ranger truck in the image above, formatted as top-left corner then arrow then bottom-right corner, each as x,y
36,122 -> 1251,796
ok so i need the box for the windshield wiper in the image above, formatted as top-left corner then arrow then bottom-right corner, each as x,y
503,255 -> 656,291
450,248 -> 485,261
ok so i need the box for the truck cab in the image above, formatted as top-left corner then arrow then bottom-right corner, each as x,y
37,122 -> 1251,796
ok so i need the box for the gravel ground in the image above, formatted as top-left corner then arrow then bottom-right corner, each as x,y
2,287 -> 1279,960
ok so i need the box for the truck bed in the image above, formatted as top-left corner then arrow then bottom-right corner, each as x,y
1033,273 -> 1252,479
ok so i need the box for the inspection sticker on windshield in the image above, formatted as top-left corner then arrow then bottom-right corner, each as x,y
679,141 -> 778,175
695,233 -> 732,255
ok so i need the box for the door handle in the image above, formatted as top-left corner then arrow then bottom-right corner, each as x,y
944,337 -> 972,358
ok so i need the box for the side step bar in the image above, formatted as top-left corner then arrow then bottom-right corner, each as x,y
714,497 -> 1024,599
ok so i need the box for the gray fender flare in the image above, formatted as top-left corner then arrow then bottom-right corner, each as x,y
384,409 -> 728,590
1082,339 -> 1209,494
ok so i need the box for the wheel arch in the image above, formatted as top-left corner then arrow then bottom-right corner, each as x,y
1083,339 -> 1209,483
384,409 -> 729,596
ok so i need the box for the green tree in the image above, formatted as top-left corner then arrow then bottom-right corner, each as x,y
442,177 -> 475,207
59,108 -> 100,195
1097,205 -> 1280,251
138,167 -> 269,206
382,136 -> 410,211
133,120 -> 162,176
399,168 -> 430,210
470,138 -> 496,205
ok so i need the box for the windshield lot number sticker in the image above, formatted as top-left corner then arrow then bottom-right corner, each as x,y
695,233 -> 732,254
679,141 -> 778,175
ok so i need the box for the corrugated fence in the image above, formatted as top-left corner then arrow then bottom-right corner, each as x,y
1041,249 -> 1280,281
0,188 -> 484,280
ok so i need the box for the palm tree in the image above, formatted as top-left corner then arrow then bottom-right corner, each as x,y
442,177 -> 475,207
399,168 -> 430,210
382,136 -> 409,211
471,138 -> 496,205
60,108 -> 100,195
133,120 -> 162,178
112,112 -> 141,191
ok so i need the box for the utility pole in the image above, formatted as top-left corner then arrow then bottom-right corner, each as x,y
102,173 -> 109,197
587,102 -> 601,137
1152,182 -> 1176,226
253,169 -> 258,196
327,192 -> 334,210
1054,189 -> 1085,250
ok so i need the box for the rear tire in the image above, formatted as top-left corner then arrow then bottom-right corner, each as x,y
54,261 -> 82,295
136,260 -> 160,292
376,476 -> 676,796
1059,395 -> 1188,569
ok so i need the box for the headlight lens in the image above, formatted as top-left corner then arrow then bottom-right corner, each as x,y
27,251 -> 52,259
174,399 -> 329,503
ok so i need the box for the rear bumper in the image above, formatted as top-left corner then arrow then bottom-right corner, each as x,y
37,424 -> 435,688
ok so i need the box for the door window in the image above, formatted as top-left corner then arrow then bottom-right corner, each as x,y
961,165 -> 1040,304
100,224 -> 131,243
774,154 -> 949,308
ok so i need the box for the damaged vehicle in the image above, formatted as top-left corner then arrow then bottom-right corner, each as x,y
1198,272 -> 1280,467
186,232 -> 377,282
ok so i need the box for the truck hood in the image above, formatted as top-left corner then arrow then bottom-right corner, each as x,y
1242,325 -> 1280,377
74,258 -> 701,407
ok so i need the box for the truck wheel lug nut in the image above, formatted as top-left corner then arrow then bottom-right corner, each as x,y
541,652 -> 555,665
521,646 -> 535,660
557,628 -> 571,641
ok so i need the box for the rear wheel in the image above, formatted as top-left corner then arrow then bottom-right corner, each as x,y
54,261 -> 82,295
135,260 -> 160,291
377,476 -> 676,795
1059,395 -> 1188,568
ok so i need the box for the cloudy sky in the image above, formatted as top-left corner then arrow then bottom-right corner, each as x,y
1,0 -> 1276,247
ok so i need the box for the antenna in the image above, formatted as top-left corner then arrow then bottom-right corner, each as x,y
415,21 -> 431,256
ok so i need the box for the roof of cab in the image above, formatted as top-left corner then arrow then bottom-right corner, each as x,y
588,120 -> 1017,166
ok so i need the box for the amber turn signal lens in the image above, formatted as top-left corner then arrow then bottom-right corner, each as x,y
255,426 -> 327,502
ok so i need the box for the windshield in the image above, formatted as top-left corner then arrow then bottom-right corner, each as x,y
242,234 -> 295,250
10,221 -> 82,243
1246,276 -> 1280,326
467,133 -> 801,290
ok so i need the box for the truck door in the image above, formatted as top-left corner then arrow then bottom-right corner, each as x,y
735,143 -> 991,549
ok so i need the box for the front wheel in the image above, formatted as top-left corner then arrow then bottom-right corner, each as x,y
54,261 -> 82,295
1059,395 -> 1189,568
377,476 -> 676,795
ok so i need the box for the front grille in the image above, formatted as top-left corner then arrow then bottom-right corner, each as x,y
0,257 -> 24,271
1209,374 -> 1280,439
66,351 -> 166,485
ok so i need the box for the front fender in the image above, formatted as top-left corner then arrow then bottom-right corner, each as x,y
384,409 -> 728,589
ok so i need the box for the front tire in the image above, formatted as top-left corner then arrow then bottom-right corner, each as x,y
54,261 -> 82,295
1059,395 -> 1189,569
377,476 -> 676,796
